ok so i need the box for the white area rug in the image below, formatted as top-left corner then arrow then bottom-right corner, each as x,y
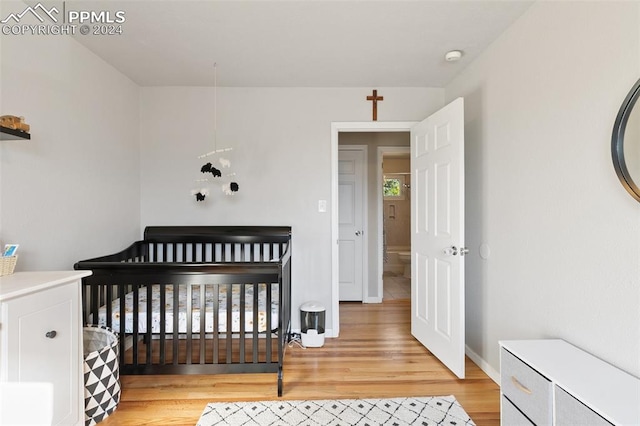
197,395 -> 475,426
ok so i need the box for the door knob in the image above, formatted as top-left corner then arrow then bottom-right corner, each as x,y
355,231 -> 362,236
444,246 -> 469,256
444,246 -> 458,256
45,330 -> 57,339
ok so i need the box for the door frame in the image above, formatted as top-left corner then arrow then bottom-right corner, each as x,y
376,145 -> 411,302
331,121 -> 417,337
338,144 -> 368,302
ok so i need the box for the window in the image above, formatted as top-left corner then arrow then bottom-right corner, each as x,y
383,174 -> 405,200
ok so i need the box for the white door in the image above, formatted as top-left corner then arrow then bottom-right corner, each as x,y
411,98 -> 465,378
338,146 -> 366,301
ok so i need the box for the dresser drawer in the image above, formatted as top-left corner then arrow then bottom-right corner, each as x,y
502,395 -> 534,426
501,348 -> 552,425
555,386 -> 612,426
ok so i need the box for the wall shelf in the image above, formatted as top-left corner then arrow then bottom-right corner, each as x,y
0,126 -> 30,140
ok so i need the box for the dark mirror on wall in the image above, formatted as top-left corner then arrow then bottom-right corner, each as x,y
612,78 -> 640,202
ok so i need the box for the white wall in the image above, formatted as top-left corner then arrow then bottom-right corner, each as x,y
140,87 -> 443,330
0,2 -> 141,270
446,1 -> 640,377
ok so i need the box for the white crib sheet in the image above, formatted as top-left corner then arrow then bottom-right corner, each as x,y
95,284 -> 279,333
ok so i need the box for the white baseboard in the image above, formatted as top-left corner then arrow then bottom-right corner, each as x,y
465,344 -> 500,384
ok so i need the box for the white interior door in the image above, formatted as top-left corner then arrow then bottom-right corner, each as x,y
410,98 -> 465,378
338,146 -> 366,301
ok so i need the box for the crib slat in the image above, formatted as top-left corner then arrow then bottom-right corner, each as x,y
265,283 -> 272,364
160,283 -> 166,365
132,285 -> 139,366
186,284 -> 193,364
89,285 -> 98,327
172,285 -> 179,365
213,283 -> 219,364
252,283 -> 259,364
199,284 -> 206,364
226,284 -> 233,364
146,284 -> 153,365
105,286 -> 112,329
119,284 -> 126,368
239,284 -> 246,364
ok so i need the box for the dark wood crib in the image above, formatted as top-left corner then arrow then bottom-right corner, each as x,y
74,226 -> 292,396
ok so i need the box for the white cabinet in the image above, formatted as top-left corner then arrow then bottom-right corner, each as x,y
0,271 -> 91,426
500,340 -> 640,426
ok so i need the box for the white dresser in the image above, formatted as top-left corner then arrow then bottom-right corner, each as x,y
500,339 -> 640,425
0,271 -> 91,426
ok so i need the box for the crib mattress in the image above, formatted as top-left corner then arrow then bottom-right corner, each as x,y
95,284 -> 279,334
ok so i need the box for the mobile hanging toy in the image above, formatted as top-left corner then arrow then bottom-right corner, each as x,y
191,188 -> 209,202
191,62 -> 239,203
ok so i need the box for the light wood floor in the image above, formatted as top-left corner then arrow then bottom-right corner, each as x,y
101,299 -> 500,425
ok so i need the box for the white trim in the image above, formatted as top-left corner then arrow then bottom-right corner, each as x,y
330,122 -> 417,338
377,146 -> 411,303
465,344 -> 500,384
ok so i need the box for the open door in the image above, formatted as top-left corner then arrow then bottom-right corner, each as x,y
411,98 -> 465,378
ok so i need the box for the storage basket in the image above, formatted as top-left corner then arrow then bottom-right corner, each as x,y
83,325 -> 120,426
0,255 -> 17,276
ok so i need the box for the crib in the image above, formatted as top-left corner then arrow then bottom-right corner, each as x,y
74,226 -> 292,396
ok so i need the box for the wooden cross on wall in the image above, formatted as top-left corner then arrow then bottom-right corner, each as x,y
366,90 -> 384,121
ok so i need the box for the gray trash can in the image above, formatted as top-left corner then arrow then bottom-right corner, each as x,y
83,325 -> 120,426
300,301 -> 325,347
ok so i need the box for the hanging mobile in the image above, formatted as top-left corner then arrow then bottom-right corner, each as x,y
192,62 -> 239,201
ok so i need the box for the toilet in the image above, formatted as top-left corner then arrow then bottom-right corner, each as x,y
397,251 -> 411,278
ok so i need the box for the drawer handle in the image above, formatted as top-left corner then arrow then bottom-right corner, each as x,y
45,330 -> 57,339
511,376 -> 532,395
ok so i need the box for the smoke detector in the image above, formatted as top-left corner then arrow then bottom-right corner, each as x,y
445,50 -> 463,62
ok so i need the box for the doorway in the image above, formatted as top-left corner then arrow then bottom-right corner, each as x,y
338,139 -> 411,304
332,99 -> 466,378
331,122 -> 416,337
379,147 -> 411,301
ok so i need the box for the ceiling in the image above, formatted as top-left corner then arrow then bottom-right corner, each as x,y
66,0 -> 534,87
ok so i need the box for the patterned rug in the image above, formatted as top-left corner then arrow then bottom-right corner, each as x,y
197,395 -> 475,426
